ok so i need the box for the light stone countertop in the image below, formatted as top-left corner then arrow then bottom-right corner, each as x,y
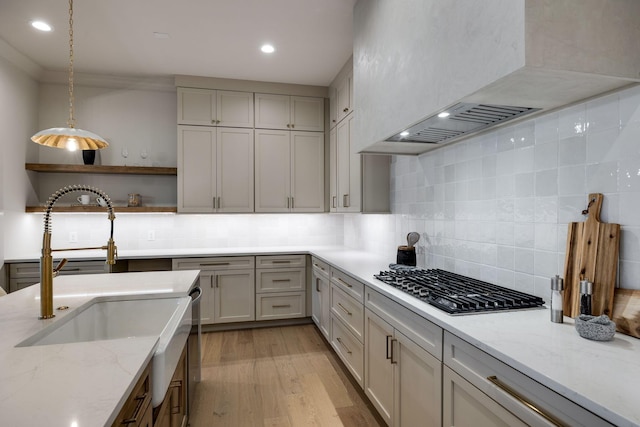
0,270 -> 200,427
2,246 -> 639,426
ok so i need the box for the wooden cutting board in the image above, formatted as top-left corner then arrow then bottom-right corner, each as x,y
563,193 -> 620,318
612,289 -> 640,338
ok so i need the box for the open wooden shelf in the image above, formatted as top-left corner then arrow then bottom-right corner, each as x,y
25,163 -> 177,176
25,205 -> 177,213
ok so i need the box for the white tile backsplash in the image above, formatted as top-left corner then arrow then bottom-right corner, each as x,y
346,84 -> 640,298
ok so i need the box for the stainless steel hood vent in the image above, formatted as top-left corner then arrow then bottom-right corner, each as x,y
386,103 -> 540,144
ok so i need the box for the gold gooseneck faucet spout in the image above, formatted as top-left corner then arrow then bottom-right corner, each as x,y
40,185 -> 117,319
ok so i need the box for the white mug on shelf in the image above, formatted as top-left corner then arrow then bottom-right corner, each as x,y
77,195 -> 90,205
96,197 -> 107,207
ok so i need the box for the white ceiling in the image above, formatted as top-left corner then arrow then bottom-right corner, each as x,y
0,0 -> 357,86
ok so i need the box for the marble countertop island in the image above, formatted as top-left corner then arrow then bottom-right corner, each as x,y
0,270 -> 200,427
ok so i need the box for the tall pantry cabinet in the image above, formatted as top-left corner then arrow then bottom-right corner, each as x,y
254,94 -> 325,212
177,88 -> 255,213
328,58 -> 390,213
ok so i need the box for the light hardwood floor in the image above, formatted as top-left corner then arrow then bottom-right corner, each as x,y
189,324 -> 385,427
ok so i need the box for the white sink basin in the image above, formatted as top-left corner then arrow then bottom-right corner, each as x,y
17,295 -> 192,407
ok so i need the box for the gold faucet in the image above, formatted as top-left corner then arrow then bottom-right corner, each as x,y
40,185 -> 118,319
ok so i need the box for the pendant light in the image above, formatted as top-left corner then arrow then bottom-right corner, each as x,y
31,0 -> 108,151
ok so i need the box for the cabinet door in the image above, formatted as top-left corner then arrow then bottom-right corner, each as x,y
364,309 -> 394,425
336,114 -> 361,212
217,91 -> 254,128
178,126 -> 215,213
198,272 -> 216,325
336,71 -> 353,123
213,269 -> 256,323
290,96 -> 324,132
329,127 -> 338,212
443,366 -> 527,427
254,129 -> 291,212
255,93 -> 290,130
394,329 -> 442,427
291,131 -> 324,212
216,128 -> 254,213
178,88 -> 216,126
312,271 -> 331,340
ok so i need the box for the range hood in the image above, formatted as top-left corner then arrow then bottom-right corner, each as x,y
386,103 -> 540,145
353,0 -> 640,156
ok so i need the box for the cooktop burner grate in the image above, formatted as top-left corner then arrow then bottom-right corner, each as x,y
374,268 -> 545,315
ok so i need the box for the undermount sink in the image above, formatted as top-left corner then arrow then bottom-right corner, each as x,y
17,295 -> 192,407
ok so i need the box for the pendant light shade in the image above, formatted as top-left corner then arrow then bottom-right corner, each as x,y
31,0 -> 108,151
31,127 -> 108,151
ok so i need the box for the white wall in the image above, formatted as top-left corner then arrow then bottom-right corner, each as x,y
0,52 -> 39,282
345,84 -> 640,300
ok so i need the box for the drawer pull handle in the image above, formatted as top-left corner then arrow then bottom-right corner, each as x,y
390,338 -> 397,364
121,392 -> 148,424
336,337 -> 352,354
272,304 -> 291,308
313,263 -> 326,271
385,335 -> 392,360
200,262 -> 230,266
487,376 -> 565,427
271,260 -> 292,264
316,278 -> 320,292
337,302 -> 352,316
336,277 -> 353,288
272,279 -> 291,283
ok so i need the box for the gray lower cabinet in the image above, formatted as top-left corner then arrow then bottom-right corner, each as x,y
7,260 -> 109,293
443,332 -> 615,427
172,257 -> 255,325
364,287 -> 443,427
311,257 -> 331,340
255,254 -> 306,320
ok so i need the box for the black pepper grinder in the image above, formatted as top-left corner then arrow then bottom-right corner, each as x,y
579,280 -> 593,315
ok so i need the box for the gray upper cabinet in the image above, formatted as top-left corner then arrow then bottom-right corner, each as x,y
255,93 -> 324,132
353,0 -> 640,154
177,88 -> 254,128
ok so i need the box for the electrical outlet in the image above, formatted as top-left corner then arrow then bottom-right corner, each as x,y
147,230 -> 155,241
69,231 -> 78,243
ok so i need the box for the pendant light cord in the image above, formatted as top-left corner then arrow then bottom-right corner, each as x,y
67,0 -> 76,129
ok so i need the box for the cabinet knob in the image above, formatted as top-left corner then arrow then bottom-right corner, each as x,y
286,124 -> 291,128
291,124 -> 295,129
343,108 -> 349,113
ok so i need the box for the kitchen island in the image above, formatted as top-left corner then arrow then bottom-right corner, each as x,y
2,247 -> 640,426
0,270 -> 199,427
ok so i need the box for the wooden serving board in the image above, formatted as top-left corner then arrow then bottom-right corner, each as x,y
563,193 -> 620,318
612,289 -> 640,338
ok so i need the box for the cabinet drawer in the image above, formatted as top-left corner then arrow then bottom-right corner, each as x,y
256,292 -> 306,320
443,332 -> 614,427
111,363 -> 151,427
9,260 -> 107,278
9,278 -> 38,293
365,287 -> 442,361
331,283 -> 364,343
172,256 -> 254,271
256,254 -> 306,269
330,268 -> 364,302
331,314 -> 364,388
256,268 -> 305,293
311,257 -> 330,279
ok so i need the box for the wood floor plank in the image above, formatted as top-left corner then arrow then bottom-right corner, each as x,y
190,324 -> 384,427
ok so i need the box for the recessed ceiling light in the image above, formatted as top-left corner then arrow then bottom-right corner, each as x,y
153,32 -> 170,39
31,20 -> 52,32
400,131 -> 410,137
437,111 -> 450,118
261,44 -> 275,54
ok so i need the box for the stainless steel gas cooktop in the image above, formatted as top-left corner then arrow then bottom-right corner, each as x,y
374,268 -> 545,315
